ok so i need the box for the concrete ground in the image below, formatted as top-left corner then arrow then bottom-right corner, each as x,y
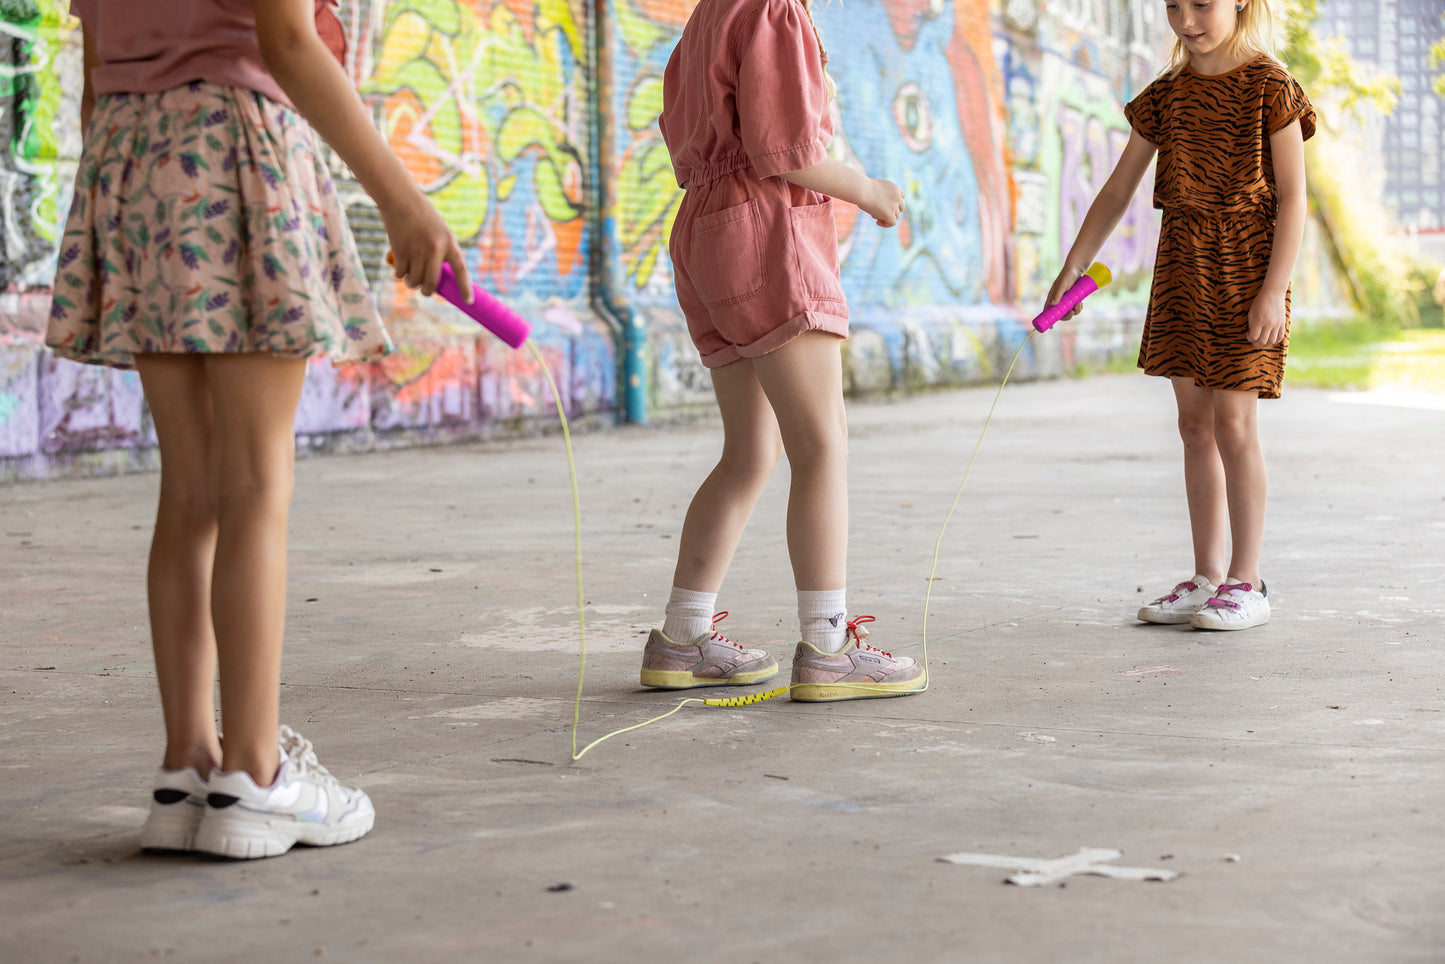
2,373 -> 1442,963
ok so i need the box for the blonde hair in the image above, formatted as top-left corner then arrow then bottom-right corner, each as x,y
799,0 -> 838,99
1162,0 -> 1280,78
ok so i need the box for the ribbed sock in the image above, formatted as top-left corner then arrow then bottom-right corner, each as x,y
798,589 -> 848,653
662,587 -> 717,642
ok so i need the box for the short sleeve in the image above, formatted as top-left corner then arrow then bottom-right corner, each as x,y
735,0 -> 830,178
1267,75 -> 1316,141
315,0 -> 348,67
1124,82 -> 1160,144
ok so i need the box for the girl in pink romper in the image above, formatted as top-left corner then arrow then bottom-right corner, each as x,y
640,0 -> 924,702
49,0 -> 473,859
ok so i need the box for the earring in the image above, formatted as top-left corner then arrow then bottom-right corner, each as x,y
1236,3 -> 1243,9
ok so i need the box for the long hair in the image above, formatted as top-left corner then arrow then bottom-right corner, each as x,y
800,0 -> 838,99
1162,0 -> 1280,78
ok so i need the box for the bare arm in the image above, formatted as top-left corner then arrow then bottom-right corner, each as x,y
253,0 -> 470,300
1045,129 -> 1158,318
1246,119 -> 1306,346
778,157 -> 905,228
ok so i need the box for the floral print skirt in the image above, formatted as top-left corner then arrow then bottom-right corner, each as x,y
47,82 -> 393,369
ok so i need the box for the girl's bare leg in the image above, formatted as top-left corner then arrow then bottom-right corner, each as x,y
672,360 -> 784,592
751,332 -> 848,591
133,355 -> 222,777
1211,387 -> 1266,587
204,354 -> 307,785
1171,376 -> 1228,586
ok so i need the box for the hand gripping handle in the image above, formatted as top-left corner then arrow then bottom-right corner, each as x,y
1032,262 -> 1112,333
386,254 -> 532,349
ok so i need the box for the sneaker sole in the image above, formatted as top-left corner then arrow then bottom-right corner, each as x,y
139,805 -> 202,852
790,675 -> 928,702
640,663 -> 778,689
1190,613 -> 1270,631
195,812 -> 375,860
1137,608 -> 1198,625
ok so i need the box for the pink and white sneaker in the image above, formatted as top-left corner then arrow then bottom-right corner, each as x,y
790,616 -> 926,702
1137,575 -> 1217,624
640,612 -> 779,689
1191,581 -> 1271,631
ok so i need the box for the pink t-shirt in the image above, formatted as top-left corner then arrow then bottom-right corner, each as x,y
660,0 -> 832,187
70,0 -> 344,109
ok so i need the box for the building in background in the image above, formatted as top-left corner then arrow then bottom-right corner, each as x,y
1315,0 -> 1445,234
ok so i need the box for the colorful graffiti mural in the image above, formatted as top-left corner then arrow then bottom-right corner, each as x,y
817,0 -> 993,307
610,0 -> 686,295
1003,2 -> 1163,309
1,0 -> 77,289
0,0 -> 614,477
0,0 -> 1352,480
361,0 -> 589,298
1050,69 -> 1160,288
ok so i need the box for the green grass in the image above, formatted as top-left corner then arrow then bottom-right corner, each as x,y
1288,319 -> 1445,392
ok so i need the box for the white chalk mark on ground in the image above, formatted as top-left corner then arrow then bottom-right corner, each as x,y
1120,666 -> 1185,676
424,698 -> 559,721
938,847 -> 1180,886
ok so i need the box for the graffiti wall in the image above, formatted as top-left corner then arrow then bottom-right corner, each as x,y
0,0 -> 615,479
0,0 -> 1353,480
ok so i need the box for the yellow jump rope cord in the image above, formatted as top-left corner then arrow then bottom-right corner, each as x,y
524,339 -> 590,761
918,331 -> 1034,684
533,332 -> 1035,761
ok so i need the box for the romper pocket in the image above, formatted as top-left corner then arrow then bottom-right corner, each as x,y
788,199 -> 845,303
689,198 -> 767,308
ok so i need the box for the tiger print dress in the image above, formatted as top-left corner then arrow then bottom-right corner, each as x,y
1125,55 -> 1315,399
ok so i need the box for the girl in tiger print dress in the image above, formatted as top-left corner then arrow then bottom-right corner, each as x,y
1045,0 -> 1314,632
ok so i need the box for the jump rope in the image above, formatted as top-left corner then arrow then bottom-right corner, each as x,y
397,254 -> 1113,760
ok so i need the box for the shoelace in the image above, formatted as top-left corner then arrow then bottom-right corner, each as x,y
1156,579 -> 1199,603
278,724 -> 338,783
847,615 -> 894,657
708,611 -> 748,652
1205,582 -> 1254,610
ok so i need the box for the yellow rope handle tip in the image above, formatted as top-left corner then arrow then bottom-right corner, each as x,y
702,684 -> 792,707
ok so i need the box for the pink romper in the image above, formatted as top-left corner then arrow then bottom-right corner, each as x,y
660,0 -> 848,369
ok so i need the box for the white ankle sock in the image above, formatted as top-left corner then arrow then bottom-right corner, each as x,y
662,587 -> 717,642
798,589 -> 848,653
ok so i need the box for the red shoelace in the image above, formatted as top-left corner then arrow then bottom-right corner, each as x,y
708,611 -> 748,650
847,615 -> 893,657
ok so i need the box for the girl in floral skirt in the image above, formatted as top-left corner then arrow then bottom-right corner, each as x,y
47,0 -> 472,859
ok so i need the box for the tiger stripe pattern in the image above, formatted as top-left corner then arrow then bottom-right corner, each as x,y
1125,55 -> 1316,400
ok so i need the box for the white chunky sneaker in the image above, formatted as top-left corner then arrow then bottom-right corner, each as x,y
1191,581 -> 1270,631
195,725 -> 375,859
1137,574 -> 1217,624
139,766 -> 208,852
